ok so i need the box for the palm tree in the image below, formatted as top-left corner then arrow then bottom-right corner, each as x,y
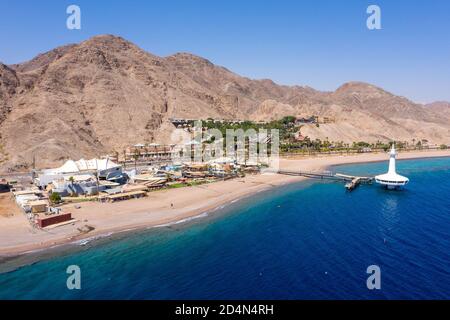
133,149 -> 141,171
68,176 -> 75,196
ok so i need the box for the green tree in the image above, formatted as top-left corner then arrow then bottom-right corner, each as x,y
281,116 -> 296,126
49,192 -> 62,204
68,176 -> 76,197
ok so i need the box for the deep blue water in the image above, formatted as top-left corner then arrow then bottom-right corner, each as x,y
0,157 -> 449,300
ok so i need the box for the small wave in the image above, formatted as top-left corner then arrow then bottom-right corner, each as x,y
21,241 -> 69,255
230,198 -> 240,204
151,212 -> 210,229
73,232 -> 113,246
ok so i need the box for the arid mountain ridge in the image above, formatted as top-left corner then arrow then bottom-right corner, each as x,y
0,34 -> 449,170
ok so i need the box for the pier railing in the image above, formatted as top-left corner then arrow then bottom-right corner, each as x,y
275,170 -> 374,186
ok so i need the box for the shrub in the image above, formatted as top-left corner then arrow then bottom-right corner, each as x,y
49,192 -> 62,204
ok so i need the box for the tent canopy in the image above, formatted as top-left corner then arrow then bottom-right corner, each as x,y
44,158 -> 120,174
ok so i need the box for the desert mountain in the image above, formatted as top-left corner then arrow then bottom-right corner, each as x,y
426,101 -> 450,119
0,34 -> 449,170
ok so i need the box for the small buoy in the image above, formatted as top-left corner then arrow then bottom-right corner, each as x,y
325,271 -> 328,275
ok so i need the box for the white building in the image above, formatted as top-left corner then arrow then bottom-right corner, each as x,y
375,144 -> 409,189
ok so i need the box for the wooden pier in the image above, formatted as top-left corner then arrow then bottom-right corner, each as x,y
276,170 -> 373,191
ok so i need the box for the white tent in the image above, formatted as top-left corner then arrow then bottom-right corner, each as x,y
43,160 -> 79,174
44,158 -> 120,175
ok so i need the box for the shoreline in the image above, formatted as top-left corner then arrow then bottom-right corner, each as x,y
1,150 -> 449,262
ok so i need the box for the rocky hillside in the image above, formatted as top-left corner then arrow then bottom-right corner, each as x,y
0,35 -> 449,170
426,101 -> 450,119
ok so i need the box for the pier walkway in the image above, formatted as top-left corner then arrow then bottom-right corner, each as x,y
276,170 -> 373,191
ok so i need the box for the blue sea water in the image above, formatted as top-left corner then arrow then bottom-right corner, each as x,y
0,157 -> 449,300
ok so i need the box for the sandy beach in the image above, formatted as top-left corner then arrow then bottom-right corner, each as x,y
1,149 -> 449,257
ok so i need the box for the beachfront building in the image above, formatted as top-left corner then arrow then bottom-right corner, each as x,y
49,175 -> 122,196
35,212 -> 73,228
131,174 -> 167,189
375,144 -> 409,189
13,189 -> 45,211
207,157 -> 240,177
34,158 -> 123,189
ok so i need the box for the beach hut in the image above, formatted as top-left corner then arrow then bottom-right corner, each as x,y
28,200 -> 49,213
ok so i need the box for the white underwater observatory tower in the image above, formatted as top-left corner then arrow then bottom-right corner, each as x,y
375,144 -> 409,189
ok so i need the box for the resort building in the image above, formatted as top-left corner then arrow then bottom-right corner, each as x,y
124,144 -> 177,163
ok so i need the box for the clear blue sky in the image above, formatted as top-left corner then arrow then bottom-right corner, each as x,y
1,0 -> 449,103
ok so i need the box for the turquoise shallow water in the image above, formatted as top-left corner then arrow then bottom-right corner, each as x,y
0,157 -> 449,299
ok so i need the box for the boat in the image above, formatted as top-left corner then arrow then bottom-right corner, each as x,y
375,144 -> 409,189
